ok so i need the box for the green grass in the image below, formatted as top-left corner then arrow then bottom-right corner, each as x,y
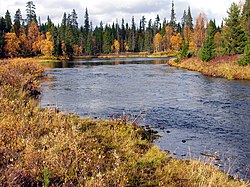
0,59 -> 249,186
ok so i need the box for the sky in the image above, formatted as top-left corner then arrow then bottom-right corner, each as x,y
0,0 -> 241,27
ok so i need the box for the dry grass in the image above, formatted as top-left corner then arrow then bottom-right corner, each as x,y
168,56 -> 250,80
0,58 -> 249,186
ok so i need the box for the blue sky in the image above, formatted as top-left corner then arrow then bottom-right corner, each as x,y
0,0 -> 241,26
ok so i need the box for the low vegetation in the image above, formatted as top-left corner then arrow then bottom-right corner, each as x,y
168,56 -> 250,80
0,59 -> 249,186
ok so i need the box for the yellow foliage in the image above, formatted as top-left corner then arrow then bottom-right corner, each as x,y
192,12 -> 208,50
4,33 -> 20,57
154,33 -> 162,52
73,45 -> 83,56
41,32 -> 54,56
171,33 -> 183,51
28,21 -> 42,55
183,25 -> 193,44
112,39 -> 120,54
124,42 -> 129,52
163,26 -> 173,51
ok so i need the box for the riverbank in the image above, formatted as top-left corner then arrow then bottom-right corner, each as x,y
167,56 -> 250,80
72,51 -> 177,59
0,59 -> 249,186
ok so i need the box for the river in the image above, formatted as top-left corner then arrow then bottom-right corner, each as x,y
40,58 -> 250,180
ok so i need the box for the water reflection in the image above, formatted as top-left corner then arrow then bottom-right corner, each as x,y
41,58 -> 250,180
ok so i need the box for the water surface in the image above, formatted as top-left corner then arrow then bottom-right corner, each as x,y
41,58 -> 250,180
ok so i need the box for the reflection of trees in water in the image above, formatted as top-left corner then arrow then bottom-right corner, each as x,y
114,61 -> 120,65
153,60 -> 162,64
41,61 -> 71,68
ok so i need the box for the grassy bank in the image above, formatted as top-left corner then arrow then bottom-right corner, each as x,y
0,59 -> 249,186
73,51 -> 178,59
167,56 -> 250,80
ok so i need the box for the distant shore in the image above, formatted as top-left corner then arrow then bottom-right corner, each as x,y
167,56 -> 250,80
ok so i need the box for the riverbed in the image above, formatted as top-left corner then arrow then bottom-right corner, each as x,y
41,58 -> 250,180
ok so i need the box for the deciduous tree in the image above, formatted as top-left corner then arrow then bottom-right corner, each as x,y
163,26 -> 173,51
171,33 -> 182,51
193,12 -> 207,51
41,32 -> 54,56
112,39 -> 120,54
154,33 -> 162,52
4,33 -> 20,57
27,21 -> 41,55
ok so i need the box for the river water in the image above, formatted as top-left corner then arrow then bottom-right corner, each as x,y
40,58 -> 250,180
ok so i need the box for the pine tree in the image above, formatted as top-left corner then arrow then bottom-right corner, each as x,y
200,20 -> 217,61
154,14 -> 160,34
237,0 -> 250,65
180,40 -> 189,58
84,8 -> 90,37
144,19 -> 153,52
64,23 -> 74,55
131,17 -> 136,52
186,6 -> 193,30
5,10 -> 12,33
26,1 -> 37,24
223,2 -> 247,55
103,25 -> 112,54
14,9 -> 22,36
169,0 -> 177,30
141,16 -> 146,32
242,0 -> 250,39
181,10 -> 187,34
160,18 -> 167,35
71,9 -> 78,29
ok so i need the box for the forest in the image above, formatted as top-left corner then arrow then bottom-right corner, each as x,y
0,1 -> 249,65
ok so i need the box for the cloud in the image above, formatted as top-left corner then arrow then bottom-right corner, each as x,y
0,0 -> 241,27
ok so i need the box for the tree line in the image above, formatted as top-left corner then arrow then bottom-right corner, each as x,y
0,0 -> 249,64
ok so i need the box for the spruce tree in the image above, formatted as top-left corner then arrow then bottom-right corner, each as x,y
237,0 -> 250,66
14,9 -> 22,36
26,1 -> 37,24
169,0 -> 177,29
131,17 -> 136,52
186,6 -> 193,30
200,20 -> 217,61
154,14 -> 160,34
180,40 -> 189,58
223,2 -> 247,55
84,8 -> 90,37
181,10 -> 187,34
5,10 -> 12,33
242,0 -> 250,39
103,25 -> 112,54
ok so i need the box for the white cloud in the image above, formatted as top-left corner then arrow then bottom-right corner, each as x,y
0,0 -> 242,27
